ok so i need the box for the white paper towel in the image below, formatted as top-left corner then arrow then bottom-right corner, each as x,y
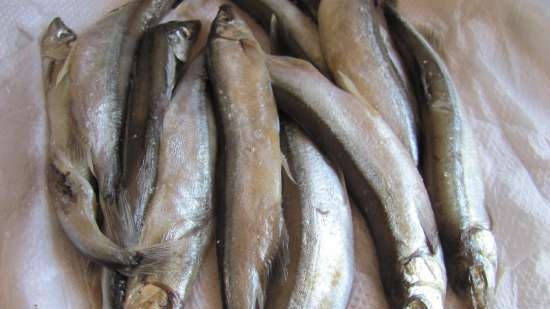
0,0 -> 548,308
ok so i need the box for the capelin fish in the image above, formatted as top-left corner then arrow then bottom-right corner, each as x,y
232,0 -> 328,74
119,20 -> 201,247
101,19 -> 202,309
67,0 -> 181,247
266,55 -> 447,309
41,17 -> 142,272
206,5 -> 286,309
384,5 -> 497,309
124,53 -> 217,309
318,0 -> 419,164
266,120 -> 353,309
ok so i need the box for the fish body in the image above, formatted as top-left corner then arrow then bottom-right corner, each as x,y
67,0 -> 179,244
207,6 -> 285,309
232,0 -> 327,74
125,53 -> 217,309
41,17 -> 141,272
266,120 -> 353,309
266,55 -> 446,309
318,0 -> 419,163
120,20 -> 201,246
384,6 -> 497,309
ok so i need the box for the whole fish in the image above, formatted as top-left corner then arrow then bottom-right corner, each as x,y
119,20 -> 201,246
266,120 -> 353,309
102,20 -> 201,309
65,2 -> 183,308
206,5 -> 286,309
318,0 -> 419,164
232,0 -> 328,74
124,53 -> 217,309
384,5 -> 498,309
41,17 -> 142,272
266,55 -> 446,309
67,0 -> 181,247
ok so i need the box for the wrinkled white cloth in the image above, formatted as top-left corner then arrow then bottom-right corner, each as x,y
0,0 -> 548,308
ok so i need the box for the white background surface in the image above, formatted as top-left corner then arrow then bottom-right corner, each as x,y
0,0 -> 549,308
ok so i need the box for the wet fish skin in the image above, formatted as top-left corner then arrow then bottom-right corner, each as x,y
124,53 -> 216,309
41,18 -> 142,272
232,0 -> 328,74
67,0 -> 180,246
384,5 -> 497,309
318,0 -> 419,164
120,20 -> 201,246
266,120 -> 353,309
266,55 -> 446,309
206,5 -> 285,309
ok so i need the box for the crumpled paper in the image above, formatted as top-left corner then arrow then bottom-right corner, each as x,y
0,0 -> 548,308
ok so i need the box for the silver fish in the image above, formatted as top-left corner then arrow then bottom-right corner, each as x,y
232,0 -> 328,74
266,55 -> 447,309
124,53 -> 217,309
119,20 -> 201,246
41,17 -> 141,272
318,0 -> 419,164
206,5 -> 286,309
102,20 -> 201,309
266,120 -> 354,309
384,5 -> 498,309
67,0 -> 181,246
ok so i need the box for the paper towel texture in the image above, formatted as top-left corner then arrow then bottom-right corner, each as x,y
0,0 -> 548,308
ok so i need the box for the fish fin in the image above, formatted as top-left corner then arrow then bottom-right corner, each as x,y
417,24 -> 447,60
55,55 -> 71,86
274,219 -> 290,282
125,238 -> 189,276
281,153 -> 297,184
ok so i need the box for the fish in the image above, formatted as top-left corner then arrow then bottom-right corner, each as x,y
384,5 -> 498,309
266,119 -> 354,309
41,17 -> 143,273
100,20 -> 202,309
119,20 -> 201,247
65,2 -> 183,307
124,52 -> 217,309
66,0 -> 181,247
317,0 -> 419,164
266,55 -> 447,309
232,0 -> 328,74
206,5 -> 286,309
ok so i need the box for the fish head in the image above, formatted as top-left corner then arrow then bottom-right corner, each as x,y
209,4 -> 260,51
164,20 -> 201,62
41,17 -> 76,60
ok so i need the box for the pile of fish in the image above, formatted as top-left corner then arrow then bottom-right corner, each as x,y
40,0 -> 498,308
